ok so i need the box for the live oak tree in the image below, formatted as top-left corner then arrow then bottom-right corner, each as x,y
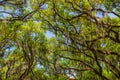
0,0 -> 120,80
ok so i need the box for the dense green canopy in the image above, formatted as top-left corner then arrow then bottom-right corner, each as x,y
0,0 -> 120,80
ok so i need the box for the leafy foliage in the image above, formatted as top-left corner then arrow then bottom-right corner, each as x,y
0,0 -> 120,80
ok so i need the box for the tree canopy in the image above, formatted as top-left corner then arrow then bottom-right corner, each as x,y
0,0 -> 120,80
